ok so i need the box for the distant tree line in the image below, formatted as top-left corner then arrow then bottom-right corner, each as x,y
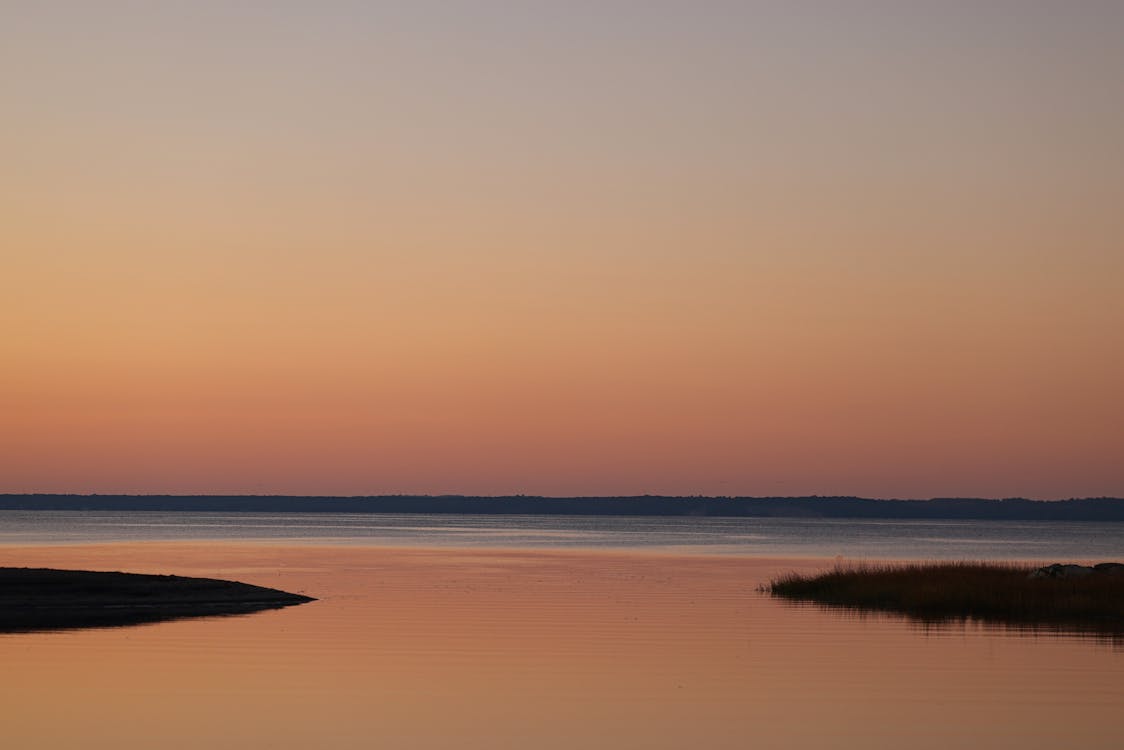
1,494 -> 1123,521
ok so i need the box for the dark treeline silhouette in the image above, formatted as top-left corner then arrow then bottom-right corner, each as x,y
2,494 -> 1123,521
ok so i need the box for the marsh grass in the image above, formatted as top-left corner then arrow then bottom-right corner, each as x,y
766,562 -> 1124,632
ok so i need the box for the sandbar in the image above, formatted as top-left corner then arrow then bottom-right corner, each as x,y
0,567 -> 315,632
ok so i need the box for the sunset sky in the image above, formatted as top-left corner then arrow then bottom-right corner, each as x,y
3,2 -> 1122,498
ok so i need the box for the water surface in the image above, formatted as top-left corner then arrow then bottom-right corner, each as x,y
0,514 -> 1121,748
3,510 -> 1123,559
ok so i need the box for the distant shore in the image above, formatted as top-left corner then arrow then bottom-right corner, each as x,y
766,562 -> 1124,633
2,494 -> 1123,521
0,568 -> 315,632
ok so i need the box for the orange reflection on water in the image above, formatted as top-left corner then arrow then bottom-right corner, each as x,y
0,544 -> 1121,749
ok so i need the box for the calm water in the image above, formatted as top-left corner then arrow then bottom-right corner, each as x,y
3,510 -> 1124,559
0,512 -> 1122,749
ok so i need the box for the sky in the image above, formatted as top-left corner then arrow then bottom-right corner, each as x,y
3,2 -> 1122,499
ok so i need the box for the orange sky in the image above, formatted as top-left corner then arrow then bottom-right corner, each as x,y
3,4 -> 1122,498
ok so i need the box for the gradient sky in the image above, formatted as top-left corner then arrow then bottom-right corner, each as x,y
3,2 -> 1122,498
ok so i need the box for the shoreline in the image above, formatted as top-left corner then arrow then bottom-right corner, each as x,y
767,562 -> 1124,634
0,567 -> 315,633
3,495 -> 1123,521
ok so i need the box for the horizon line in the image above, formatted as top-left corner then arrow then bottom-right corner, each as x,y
4,493 -> 1122,503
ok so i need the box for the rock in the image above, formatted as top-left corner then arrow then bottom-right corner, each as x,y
1028,562 -> 1124,579
1093,562 -> 1124,575
1029,563 -> 1094,579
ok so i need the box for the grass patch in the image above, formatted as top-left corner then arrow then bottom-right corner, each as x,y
766,562 -> 1124,633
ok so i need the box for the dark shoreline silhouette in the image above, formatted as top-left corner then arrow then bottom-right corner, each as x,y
1,494 -> 1122,521
0,568 -> 315,633
766,562 -> 1124,636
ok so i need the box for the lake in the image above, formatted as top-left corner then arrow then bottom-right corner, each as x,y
1,512 -> 1122,748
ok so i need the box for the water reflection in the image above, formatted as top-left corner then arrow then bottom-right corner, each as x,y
775,599 -> 1124,649
0,544 -> 1121,750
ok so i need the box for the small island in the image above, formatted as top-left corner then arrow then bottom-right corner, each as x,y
0,567 -> 315,632
766,562 -> 1124,634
